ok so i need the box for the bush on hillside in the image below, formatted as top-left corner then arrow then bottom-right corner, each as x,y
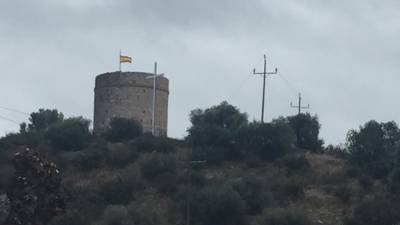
100,178 -> 135,205
131,134 -> 175,154
45,117 -> 91,151
186,101 -> 248,160
237,119 -> 296,161
188,185 -> 246,225
280,154 -> 311,175
140,154 -> 177,180
107,143 -> 138,168
272,176 -> 305,202
106,117 -> 142,142
140,153 -> 178,193
228,175 -> 271,215
346,120 -> 400,178
97,205 -> 132,225
127,197 -> 171,225
255,208 -> 311,225
334,184 -> 352,203
344,198 -> 400,225
287,113 -> 323,152
73,146 -> 109,171
48,209 -> 91,225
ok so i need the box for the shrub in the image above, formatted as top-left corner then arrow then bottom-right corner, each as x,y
257,208 -> 311,225
107,143 -> 138,168
190,146 -> 226,165
140,154 -> 178,193
127,197 -> 170,225
131,134 -> 175,154
344,198 -> 400,225
45,117 -> 91,151
272,176 -> 305,202
281,154 -> 311,175
388,167 -> 400,195
189,185 -> 246,225
97,205 -> 132,225
106,117 -> 142,142
100,178 -> 135,205
73,147 -> 108,171
358,175 -> 374,191
228,175 -> 271,215
0,165 -> 13,192
48,209 -> 90,225
237,119 -> 296,161
334,184 -> 352,203
140,154 -> 177,180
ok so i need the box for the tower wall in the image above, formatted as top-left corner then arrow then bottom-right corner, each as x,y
93,71 -> 169,136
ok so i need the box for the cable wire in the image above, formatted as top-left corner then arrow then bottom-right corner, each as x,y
0,106 -> 30,115
226,75 -> 252,102
278,73 -> 300,95
0,114 -> 21,125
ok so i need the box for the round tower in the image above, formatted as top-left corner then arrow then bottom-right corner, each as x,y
93,71 -> 169,136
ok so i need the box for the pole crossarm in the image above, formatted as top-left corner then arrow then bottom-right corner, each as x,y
290,93 -> 310,115
252,54 -> 278,123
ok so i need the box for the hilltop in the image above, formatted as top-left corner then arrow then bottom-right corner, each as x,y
1,102 -> 400,225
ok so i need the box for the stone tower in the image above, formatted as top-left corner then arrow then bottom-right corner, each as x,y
93,71 -> 169,136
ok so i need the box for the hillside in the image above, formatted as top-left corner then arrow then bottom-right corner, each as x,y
1,104 -> 400,225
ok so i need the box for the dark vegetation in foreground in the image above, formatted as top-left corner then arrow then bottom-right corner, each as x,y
1,102 -> 400,225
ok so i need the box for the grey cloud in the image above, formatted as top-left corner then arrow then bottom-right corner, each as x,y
1,0 -> 400,145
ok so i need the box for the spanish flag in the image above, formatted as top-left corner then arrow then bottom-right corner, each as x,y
120,55 -> 132,63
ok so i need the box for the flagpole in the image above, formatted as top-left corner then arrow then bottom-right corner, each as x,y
119,49 -> 122,72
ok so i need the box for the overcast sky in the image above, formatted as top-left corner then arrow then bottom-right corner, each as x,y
0,0 -> 399,145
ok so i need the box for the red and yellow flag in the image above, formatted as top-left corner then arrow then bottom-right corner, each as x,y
120,55 -> 132,63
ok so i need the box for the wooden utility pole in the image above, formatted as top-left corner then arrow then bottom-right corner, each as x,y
290,93 -> 310,115
253,54 -> 278,123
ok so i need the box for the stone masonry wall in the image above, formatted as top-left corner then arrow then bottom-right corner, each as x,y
93,71 -> 169,136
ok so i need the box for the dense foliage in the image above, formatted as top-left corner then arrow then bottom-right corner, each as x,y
105,117 -> 143,142
287,113 -> 323,151
2,103 -> 400,225
346,120 -> 400,178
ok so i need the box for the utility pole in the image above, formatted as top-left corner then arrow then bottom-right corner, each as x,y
253,54 -> 278,123
152,62 -> 157,135
290,93 -> 310,115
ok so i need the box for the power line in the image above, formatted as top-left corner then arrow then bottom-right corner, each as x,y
277,72 -> 299,95
0,114 -> 21,125
226,75 -> 252,102
0,106 -> 30,115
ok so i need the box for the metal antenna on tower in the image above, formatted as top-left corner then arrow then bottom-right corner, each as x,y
290,93 -> 310,115
253,54 -> 278,123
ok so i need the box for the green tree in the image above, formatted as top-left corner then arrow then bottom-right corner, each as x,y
346,120 -> 400,178
287,113 -> 323,151
106,117 -> 142,142
187,101 -> 248,160
28,109 -> 64,131
45,117 -> 91,151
